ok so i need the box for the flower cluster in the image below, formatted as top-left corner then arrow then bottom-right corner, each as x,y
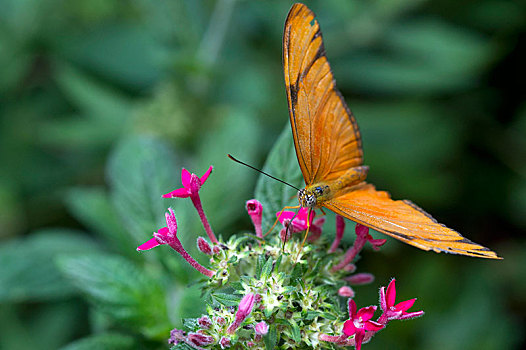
137,167 -> 423,349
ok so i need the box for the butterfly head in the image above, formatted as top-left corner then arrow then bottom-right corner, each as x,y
298,185 -> 330,208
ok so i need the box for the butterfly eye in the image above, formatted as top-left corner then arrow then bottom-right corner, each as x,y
315,187 -> 323,195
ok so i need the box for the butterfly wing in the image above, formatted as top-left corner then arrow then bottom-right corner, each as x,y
323,183 -> 501,259
284,3 -> 363,186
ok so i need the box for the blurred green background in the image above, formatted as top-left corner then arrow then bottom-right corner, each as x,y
0,0 -> 525,349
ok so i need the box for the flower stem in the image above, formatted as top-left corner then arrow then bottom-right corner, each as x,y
169,238 -> 215,277
191,194 -> 218,243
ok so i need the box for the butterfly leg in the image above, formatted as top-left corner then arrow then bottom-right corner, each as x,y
295,208 -> 313,262
264,205 -> 301,237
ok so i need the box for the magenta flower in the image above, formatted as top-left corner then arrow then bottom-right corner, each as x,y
332,224 -> 387,272
197,237 -> 213,255
163,166 -> 218,244
227,293 -> 256,334
246,199 -> 263,238
329,215 -> 346,253
342,299 -> 384,350
379,279 -> 424,322
137,208 -> 214,278
277,208 -> 325,241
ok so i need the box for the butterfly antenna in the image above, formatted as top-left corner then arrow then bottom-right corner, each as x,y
227,154 -> 301,191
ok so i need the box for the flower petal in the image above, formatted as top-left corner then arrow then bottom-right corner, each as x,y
355,224 -> 369,236
162,187 -> 191,198
398,310 -> 424,320
342,320 -> 356,336
395,298 -> 416,312
137,238 -> 163,251
277,210 -> 296,223
181,168 -> 192,188
165,208 -> 178,234
356,305 -> 377,321
348,299 -> 357,318
386,278 -> 396,308
364,320 -> 385,331
200,165 -> 213,184
379,286 -> 387,311
354,329 -> 365,350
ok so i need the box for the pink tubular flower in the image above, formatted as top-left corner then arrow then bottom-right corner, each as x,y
137,208 -> 215,278
246,199 -> 263,238
338,286 -> 355,298
197,237 -> 213,255
277,208 -> 325,240
332,224 -> 386,272
163,166 -> 218,243
227,293 -> 256,334
329,215 -> 346,253
343,299 -> 384,350
345,273 -> 375,286
379,279 -> 424,322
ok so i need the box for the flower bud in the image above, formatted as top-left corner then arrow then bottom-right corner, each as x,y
219,336 -> 231,349
338,286 -> 355,298
197,237 -> 212,255
187,332 -> 214,346
346,273 -> 375,285
255,321 -> 269,335
198,315 -> 212,329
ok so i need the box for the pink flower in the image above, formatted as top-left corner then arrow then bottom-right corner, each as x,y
277,208 -> 325,241
343,299 -> 384,350
332,224 -> 386,272
329,215 -> 346,253
197,237 -> 212,255
219,336 -> 231,348
345,273 -> 375,285
254,321 -> 269,335
187,332 -> 215,346
246,199 -> 263,238
162,166 -> 218,244
379,279 -> 424,321
137,208 -> 214,278
163,166 -> 213,199
227,293 -> 256,334
338,286 -> 355,298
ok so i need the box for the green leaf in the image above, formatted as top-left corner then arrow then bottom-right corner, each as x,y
106,136 -> 181,245
260,256 -> 274,281
264,324 -> 278,350
65,187 -> 136,258
0,229 -> 98,302
60,333 -> 135,350
289,319 -> 301,344
197,108 -> 262,231
254,125 -> 303,233
56,253 -> 170,339
255,254 -> 266,280
212,292 -> 241,307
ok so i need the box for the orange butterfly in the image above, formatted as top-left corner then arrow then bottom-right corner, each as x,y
283,3 -> 500,259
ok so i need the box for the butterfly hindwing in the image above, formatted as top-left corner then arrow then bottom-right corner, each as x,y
323,184 -> 500,259
284,3 -> 363,186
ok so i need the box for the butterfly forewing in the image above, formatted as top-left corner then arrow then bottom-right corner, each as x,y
284,3 -> 364,186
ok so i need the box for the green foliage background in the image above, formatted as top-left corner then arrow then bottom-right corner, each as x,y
0,0 -> 525,349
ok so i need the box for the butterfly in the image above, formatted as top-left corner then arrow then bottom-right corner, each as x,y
283,3 -> 500,259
